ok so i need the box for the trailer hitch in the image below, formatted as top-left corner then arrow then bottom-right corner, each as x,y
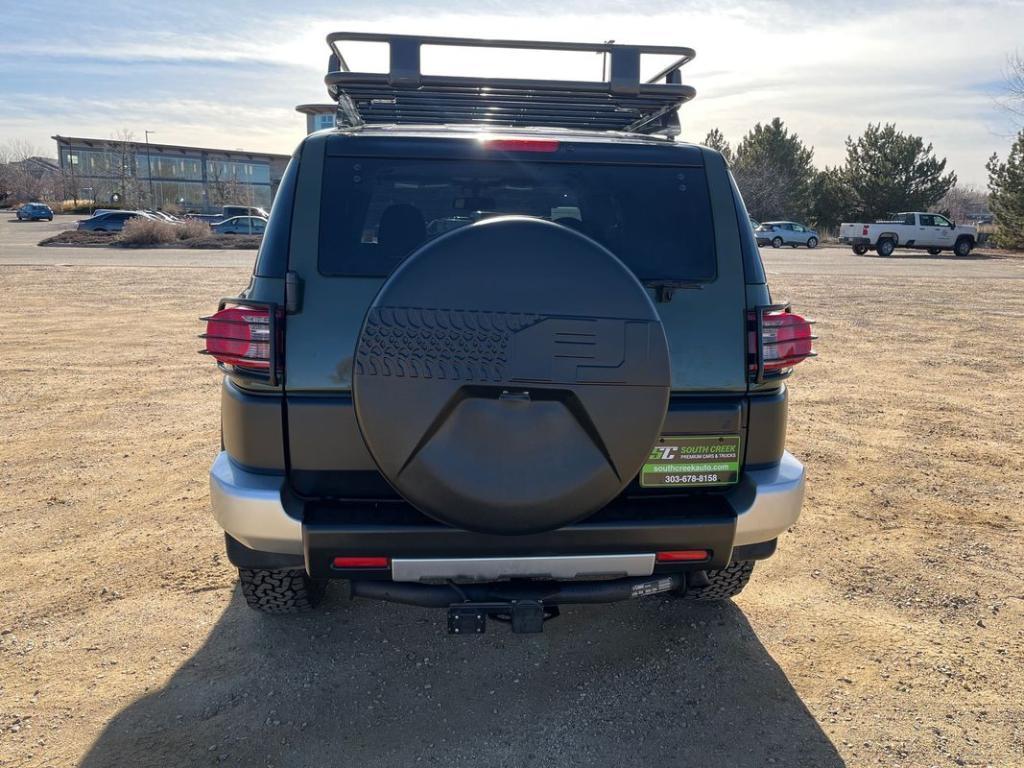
448,600 -> 559,634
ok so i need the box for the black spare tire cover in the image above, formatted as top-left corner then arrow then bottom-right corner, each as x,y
353,216 -> 671,534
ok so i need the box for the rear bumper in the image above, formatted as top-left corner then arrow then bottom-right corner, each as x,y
209,450 -> 805,577
839,236 -> 870,246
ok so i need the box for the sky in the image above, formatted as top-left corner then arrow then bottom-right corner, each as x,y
2,0 -> 1022,186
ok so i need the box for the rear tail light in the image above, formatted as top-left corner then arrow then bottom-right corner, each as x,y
200,301 -> 280,383
862,225 -> 869,236
748,305 -> 816,381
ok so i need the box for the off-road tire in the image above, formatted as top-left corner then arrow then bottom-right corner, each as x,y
852,244 -> 869,255
807,236 -> 818,249
928,248 -> 942,255
238,568 -> 327,614
772,236 -> 783,248
954,237 -> 973,257
681,560 -> 755,601
876,238 -> 895,257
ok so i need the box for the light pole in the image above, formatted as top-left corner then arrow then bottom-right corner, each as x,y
144,130 -> 156,208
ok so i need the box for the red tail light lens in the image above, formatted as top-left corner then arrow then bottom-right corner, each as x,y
202,305 -> 271,369
748,306 -> 816,379
332,556 -> 390,569
482,139 -> 560,153
656,550 -> 710,562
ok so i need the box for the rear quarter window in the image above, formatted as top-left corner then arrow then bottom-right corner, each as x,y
318,156 -> 716,283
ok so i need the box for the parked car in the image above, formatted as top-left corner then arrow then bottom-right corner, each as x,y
183,213 -> 224,225
144,210 -> 181,223
838,212 -> 976,257
16,202 -> 54,221
222,205 -> 270,219
211,215 -> 267,235
202,32 -> 815,631
76,210 -> 151,232
755,221 -> 819,248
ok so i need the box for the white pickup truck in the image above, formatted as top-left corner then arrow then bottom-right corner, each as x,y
839,212 -> 977,257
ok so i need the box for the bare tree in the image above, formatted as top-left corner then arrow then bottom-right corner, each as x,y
1006,52 -> 1024,123
933,184 -> 989,223
207,161 -> 247,210
111,129 -> 138,208
0,139 -> 49,204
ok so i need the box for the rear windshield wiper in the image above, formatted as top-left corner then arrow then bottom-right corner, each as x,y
643,279 -> 704,303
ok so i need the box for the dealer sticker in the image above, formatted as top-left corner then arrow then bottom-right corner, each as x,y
640,435 -> 741,488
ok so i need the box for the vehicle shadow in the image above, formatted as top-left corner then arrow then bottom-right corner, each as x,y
852,249 -> 998,261
79,588 -> 844,768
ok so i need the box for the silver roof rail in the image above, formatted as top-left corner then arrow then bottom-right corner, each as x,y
324,32 -> 696,137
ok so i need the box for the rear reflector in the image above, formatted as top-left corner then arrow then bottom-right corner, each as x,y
482,139 -> 560,153
332,556 -> 390,569
201,305 -> 271,369
656,550 -> 710,562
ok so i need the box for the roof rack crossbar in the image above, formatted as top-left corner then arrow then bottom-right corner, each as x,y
324,32 -> 696,137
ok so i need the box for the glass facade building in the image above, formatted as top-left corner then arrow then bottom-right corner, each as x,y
297,104 -> 337,134
54,136 -> 288,212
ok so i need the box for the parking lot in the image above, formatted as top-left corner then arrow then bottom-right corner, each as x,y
1,213 -> 1023,767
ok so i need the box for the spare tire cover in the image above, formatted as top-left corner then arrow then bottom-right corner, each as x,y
353,216 -> 670,534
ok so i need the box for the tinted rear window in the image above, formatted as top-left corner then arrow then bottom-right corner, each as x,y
319,158 -> 715,281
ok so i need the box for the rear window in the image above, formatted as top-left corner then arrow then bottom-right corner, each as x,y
318,157 -> 715,281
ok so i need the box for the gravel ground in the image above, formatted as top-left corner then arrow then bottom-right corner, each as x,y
1,218 -> 1022,767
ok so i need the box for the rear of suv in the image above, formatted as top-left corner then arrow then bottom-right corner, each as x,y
203,34 -> 814,633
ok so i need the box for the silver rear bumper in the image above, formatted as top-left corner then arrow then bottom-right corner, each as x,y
209,450 -> 805,565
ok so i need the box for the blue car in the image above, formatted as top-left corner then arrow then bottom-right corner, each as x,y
76,211 -> 149,232
16,202 -> 54,221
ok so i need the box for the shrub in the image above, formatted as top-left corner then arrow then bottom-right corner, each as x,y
175,218 -> 211,240
117,217 -> 179,245
56,200 -> 112,214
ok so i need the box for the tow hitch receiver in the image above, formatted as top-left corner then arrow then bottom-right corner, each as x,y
447,600 -> 555,634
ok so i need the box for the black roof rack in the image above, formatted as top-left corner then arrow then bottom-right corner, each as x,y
324,32 -> 696,137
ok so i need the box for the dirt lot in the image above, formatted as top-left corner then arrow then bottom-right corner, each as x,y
1,228 -> 1023,766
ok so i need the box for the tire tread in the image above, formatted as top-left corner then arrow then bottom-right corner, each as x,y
682,560 -> 755,601
238,568 -> 326,614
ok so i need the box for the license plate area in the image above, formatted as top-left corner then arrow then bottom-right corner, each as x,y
640,435 -> 741,488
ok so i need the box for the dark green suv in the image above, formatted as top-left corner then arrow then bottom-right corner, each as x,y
202,34 -> 814,633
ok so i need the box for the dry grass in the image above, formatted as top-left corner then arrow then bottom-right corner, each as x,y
116,217 -> 179,245
173,218 -> 210,241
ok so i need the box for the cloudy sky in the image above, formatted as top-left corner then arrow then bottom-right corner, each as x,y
2,0 -> 1022,185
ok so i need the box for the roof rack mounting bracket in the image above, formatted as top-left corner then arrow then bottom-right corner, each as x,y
609,46 -> 641,96
389,37 -> 422,88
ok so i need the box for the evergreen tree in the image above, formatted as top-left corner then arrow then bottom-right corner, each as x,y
702,128 -> 732,162
986,129 -> 1024,249
731,118 -> 815,221
843,123 -> 956,219
807,167 -> 857,234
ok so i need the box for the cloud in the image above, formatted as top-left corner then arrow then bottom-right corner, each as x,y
1,0 -> 1022,184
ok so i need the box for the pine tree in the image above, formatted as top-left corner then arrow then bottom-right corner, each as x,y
702,128 -> 732,163
986,129 -> 1024,249
843,123 -> 956,219
731,118 -> 815,221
